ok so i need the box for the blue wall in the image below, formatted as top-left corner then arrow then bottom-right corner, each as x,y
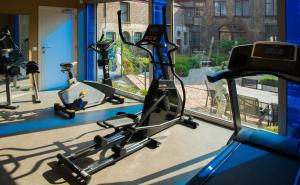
286,0 -> 300,138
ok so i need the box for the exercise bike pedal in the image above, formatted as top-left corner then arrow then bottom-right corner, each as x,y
54,103 -> 76,119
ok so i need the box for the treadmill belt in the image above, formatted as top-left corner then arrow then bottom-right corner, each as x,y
204,142 -> 300,185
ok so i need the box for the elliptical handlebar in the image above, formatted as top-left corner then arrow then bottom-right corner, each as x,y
117,10 -> 135,46
161,7 -> 186,116
99,34 -> 104,42
88,34 -> 114,53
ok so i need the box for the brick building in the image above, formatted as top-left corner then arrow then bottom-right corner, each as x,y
97,0 -> 188,54
97,1 -> 149,43
97,0 -> 278,54
176,0 -> 278,53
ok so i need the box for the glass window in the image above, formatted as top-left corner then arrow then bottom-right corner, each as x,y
134,32 -> 143,43
96,1 -> 149,96
214,0 -> 227,16
235,0 -> 250,16
265,0 -> 277,16
173,0 -> 278,132
184,32 -> 188,45
120,2 -> 130,22
106,32 -> 116,41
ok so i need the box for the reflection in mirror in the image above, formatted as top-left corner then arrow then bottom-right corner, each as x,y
0,14 -> 30,103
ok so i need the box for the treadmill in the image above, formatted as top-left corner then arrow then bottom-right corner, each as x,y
188,41 -> 300,185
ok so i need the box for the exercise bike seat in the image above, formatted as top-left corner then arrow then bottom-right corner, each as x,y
60,63 -> 73,71
103,116 -> 135,128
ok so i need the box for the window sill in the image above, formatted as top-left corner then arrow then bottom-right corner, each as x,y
235,16 -> 251,18
213,16 -> 227,18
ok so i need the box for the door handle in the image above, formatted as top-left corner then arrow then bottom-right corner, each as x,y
42,46 -> 51,49
41,46 -> 51,54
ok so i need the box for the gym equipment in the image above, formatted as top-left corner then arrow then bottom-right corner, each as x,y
88,35 -> 125,104
54,35 -> 127,119
188,41 -> 300,185
57,7 -> 198,184
0,28 -> 40,109
54,62 -> 106,119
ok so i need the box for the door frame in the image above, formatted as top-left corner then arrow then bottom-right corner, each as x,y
38,6 -> 78,90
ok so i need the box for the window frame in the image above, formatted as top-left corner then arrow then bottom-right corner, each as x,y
214,0 -> 227,17
265,0 -> 277,17
235,0 -> 250,17
120,2 -> 130,23
134,32 -> 143,43
105,32 -> 116,41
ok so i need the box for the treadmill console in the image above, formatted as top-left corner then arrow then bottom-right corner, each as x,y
251,41 -> 297,62
142,25 -> 164,43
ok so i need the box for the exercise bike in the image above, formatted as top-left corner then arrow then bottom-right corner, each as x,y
54,62 -> 106,119
88,34 -> 125,104
54,37 -> 125,119
57,7 -> 198,184
0,28 -> 40,109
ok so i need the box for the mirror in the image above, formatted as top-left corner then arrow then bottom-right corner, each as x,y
0,14 -> 30,103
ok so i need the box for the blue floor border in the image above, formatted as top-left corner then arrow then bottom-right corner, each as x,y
0,104 -> 143,137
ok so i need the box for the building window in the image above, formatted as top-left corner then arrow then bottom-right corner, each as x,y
184,32 -> 188,45
191,31 -> 200,46
123,31 -> 131,42
106,32 -> 116,41
134,32 -> 142,43
265,24 -> 278,40
265,0 -> 277,16
235,0 -> 250,16
214,0 -> 227,16
120,2 -> 130,22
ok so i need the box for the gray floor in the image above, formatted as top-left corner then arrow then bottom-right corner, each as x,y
0,91 -> 233,185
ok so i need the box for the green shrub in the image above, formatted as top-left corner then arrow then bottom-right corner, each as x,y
174,55 -> 201,77
113,81 -> 148,96
259,75 -> 278,87
175,63 -> 189,77
210,53 -> 228,66
111,39 -> 150,75
219,38 -> 250,53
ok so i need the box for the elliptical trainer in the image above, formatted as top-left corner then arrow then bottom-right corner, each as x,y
0,28 -> 40,109
57,7 -> 198,184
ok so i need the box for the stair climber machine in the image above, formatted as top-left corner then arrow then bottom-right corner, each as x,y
56,7 -> 198,184
54,37 -> 126,119
0,28 -> 40,109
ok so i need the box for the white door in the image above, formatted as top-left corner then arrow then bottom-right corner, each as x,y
38,6 -> 77,91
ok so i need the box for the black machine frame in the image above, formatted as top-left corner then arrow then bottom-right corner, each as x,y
57,7 -> 198,184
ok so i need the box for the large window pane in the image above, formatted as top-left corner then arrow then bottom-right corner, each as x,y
173,0 -> 278,131
96,1 -> 149,96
